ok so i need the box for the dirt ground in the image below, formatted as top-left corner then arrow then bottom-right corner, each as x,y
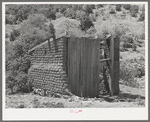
5,83 -> 145,108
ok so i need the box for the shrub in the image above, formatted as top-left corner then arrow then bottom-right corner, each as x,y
131,11 -> 137,17
5,14 -> 54,94
120,59 -> 145,87
115,4 -> 122,11
96,4 -> 104,9
120,35 -> 133,43
139,12 -> 145,21
109,7 -> 116,14
46,10 -> 56,20
79,15 -> 94,32
132,42 -> 137,51
86,26 -> 97,35
64,8 -> 76,19
56,12 -> 63,19
28,14 -> 47,29
83,5 -> 93,15
89,14 -> 96,22
75,11 -> 86,20
10,29 -> 20,41
130,5 -> 139,13
123,4 -> 131,10
5,14 -> 16,24
5,33 -> 9,38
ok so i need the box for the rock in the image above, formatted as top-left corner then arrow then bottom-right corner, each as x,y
63,95 -> 69,99
54,93 -> 61,98
18,104 -> 25,108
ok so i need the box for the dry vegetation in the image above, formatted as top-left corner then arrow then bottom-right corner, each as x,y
5,4 -> 146,108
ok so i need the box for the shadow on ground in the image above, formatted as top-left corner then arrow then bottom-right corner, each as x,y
99,92 -> 145,103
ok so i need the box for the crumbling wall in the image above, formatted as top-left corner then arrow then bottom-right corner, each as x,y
28,37 -> 69,96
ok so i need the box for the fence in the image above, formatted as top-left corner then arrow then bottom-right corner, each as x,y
68,37 -> 100,98
67,35 -> 120,97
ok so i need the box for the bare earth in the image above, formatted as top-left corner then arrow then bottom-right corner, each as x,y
5,83 -> 145,108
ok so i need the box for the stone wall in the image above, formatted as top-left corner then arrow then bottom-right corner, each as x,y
28,37 -> 70,96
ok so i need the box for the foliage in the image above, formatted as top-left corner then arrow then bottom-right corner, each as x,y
109,7 -> 116,14
10,28 -> 20,41
130,5 -> 139,17
64,8 -> 76,19
5,14 -> 16,24
123,4 -> 131,10
6,14 -> 55,94
75,11 -> 86,20
56,12 -> 63,19
115,4 -> 122,11
79,14 -> 94,31
96,4 -> 104,9
89,14 -> 96,22
82,5 -> 93,15
138,12 -> 145,21
130,5 -> 139,13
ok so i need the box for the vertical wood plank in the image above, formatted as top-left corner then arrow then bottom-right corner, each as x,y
113,36 -> 120,95
70,37 -> 74,94
80,38 -> 83,97
72,37 -> 75,94
96,39 -> 100,97
110,36 -> 119,96
68,38 -> 70,88
93,39 -> 97,97
73,38 -> 77,94
78,39 -> 81,96
85,38 -> 88,97
91,39 -> 94,97
82,38 -> 86,97
87,39 -> 90,97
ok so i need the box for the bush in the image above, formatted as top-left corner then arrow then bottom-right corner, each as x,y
96,4 -> 104,9
28,14 -> 47,29
120,59 -> 145,87
10,29 -> 20,41
75,11 -> 86,20
89,14 -> 96,22
115,4 -> 122,11
130,5 -> 139,13
79,15 -> 94,32
131,11 -> 137,17
139,12 -> 145,21
5,14 -> 16,24
110,8 -> 116,14
56,12 -> 63,19
46,10 -> 56,20
86,26 -> 97,37
83,5 -> 93,15
64,8 -> 76,19
123,4 -> 131,10
6,14 -> 54,94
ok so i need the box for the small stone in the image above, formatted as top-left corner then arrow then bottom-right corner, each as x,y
54,93 -> 61,98
63,95 -> 68,99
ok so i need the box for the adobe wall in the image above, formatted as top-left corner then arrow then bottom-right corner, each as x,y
28,37 -> 70,96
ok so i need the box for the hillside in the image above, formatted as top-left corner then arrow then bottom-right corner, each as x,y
5,4 -> 146,108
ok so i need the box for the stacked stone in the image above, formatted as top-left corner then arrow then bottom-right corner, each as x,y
28,37 -> 69,96
30,38 -> 67,72
28,63 -> 69,95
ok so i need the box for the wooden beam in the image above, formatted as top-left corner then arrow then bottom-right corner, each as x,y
100,58 -> 111,62
109,36 -> 120,96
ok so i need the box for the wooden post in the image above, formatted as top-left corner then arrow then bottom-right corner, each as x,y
109,36 -> 120,96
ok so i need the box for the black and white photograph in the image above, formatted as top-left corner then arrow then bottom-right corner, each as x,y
2,2 -> 148,120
